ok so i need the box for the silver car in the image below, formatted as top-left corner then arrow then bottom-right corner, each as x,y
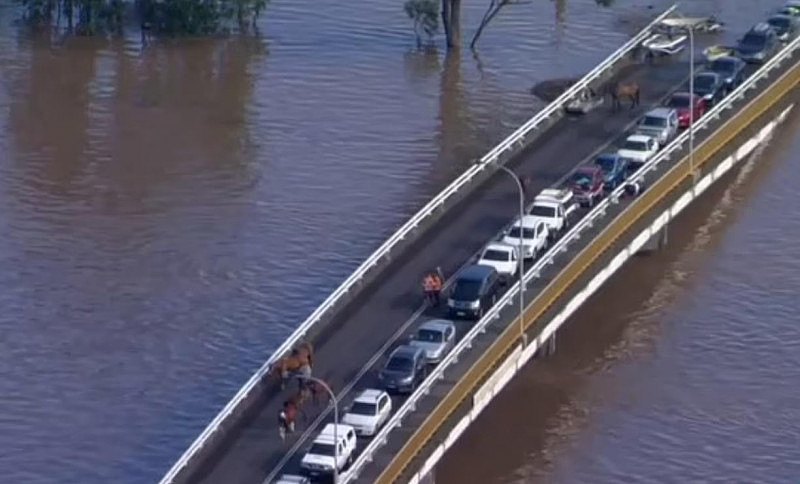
635,107 -> 678,145
408,319 -> 456,364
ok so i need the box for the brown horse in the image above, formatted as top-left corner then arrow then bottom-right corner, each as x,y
610,81 -> 641,111
269,341 -> 314,390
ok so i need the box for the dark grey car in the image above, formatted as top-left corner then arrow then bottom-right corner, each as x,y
736,23 -> 780,63
707,56 -> 746,92
378,345 -> 427,394
691,72 -> 726,106
767,14 -> 799,42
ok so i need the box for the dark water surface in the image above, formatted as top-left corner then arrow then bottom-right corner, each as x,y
437,5 -> 800,483
0,0 -> 690,482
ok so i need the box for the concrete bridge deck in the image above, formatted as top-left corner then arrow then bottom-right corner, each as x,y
186,57 -> 692,484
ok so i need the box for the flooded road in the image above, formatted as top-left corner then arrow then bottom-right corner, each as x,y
0,0 -> 688,482
437,13 -> 800,484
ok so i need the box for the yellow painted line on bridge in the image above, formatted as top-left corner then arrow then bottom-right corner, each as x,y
374,58 -> 800,484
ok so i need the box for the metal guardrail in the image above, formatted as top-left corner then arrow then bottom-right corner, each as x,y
158,6 -> 679,482
342,30 -> 800,484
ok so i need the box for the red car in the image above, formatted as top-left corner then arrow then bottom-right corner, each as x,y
666,92 -> 706,128
570,166 -> 605,207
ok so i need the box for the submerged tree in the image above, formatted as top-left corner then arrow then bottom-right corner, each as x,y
17,0 -> 270,36
404,0 -> 439,46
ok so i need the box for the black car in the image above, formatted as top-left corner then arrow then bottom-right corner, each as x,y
378,345 -> 427,394
736,23 -> 780,63
447,264 -> 500,319
707,56 -> 747,92
691,72 -> 726,106
767,14 -> 798,42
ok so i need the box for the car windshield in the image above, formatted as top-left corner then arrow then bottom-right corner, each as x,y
416,329 -> 444,342
507,226 -> 535,239
308,443 -> 336,456
349,401 -> 377,415
740,32 -> 766,49
768,17 -> 790,31
710,59 -> 736,75
595,157 -> 616,172
641,115 -> 666,127
451,279 -> 482,300
530,205 -> 556,217
623,140 -> 648,151
386,355 -> 413,372
571,171 -> 593,186
694,75 -> 716,90
668,95 -> 690,108
482,249 -> 509,261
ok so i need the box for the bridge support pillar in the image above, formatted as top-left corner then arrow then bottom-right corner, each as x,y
544,332 -> 557,356
638,223 -> 668,254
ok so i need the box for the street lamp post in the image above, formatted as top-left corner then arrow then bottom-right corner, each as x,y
302,376 -> 339,484
688,25 -> 696,181
494,165 -> 527,347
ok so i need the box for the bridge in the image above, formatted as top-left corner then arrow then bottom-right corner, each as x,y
160,5 -> 800,484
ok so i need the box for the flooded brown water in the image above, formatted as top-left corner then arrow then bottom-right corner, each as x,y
0,0 -> 795,482
437,37 -> 800,484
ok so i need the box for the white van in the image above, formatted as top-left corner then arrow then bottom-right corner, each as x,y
300,423 -> 357,479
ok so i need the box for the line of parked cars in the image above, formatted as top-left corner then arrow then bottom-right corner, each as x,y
284,11 -> 793,482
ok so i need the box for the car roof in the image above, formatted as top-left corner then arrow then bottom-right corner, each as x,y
457,263 -> 497,280
389,344 -> 424,359
644,107 -> 673,118
353,388 -> 387,404
418,319 -> 455,333
769,13 -> 793,21
484,241 -> 515,252
671,91 -> 697,99
711,56 -> 742,65
315,423 -> 356,443
625,134 -> 654,143
748,22 -> 775,34
575,165 -> 601,173
695,71 -> 719,79
512,215 -> 546,228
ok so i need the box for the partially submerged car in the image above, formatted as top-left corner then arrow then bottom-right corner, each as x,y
565,86 -> 604,114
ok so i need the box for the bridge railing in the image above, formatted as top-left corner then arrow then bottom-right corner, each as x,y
158,6 -> 679,483
341,30 -> 800,484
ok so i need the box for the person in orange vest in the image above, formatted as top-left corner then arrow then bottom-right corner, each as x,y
430,271 -> 443,306
422,274 -> 436,305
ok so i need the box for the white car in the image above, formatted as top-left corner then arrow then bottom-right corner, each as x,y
341,389 -> 392,437
528,188 -> 578,240
477,242 -> 518,280
617,134 -> 660,166
502,216 -> 549,260
300,423 -> 357,478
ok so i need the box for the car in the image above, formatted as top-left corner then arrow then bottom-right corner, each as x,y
378,345 -> 427,393
767,14 -> 799,41
666,92 -> 706,128
341,389 -> 392,436
707,56 -> 747,92
447,264 -> 501,319
617,134 -> 659,166
635,107 -> 679,145
691,72 -> 726,106
502,216 -> 549,260
569,165 -> 605,207
736,23 -> 780,63
594,153 -> 629,192
564,86 -> 604,114
408,319 -> 456,364
477,242 -> 518,281
300,423 -> 357,478
275,475 -> 311,484
527,188 -> 578,240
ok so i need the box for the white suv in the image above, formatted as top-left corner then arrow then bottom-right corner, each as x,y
300,423 -> 357,479
502,216 -> 549,260
477,242 -> 518,281
342,389 -> 392,436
